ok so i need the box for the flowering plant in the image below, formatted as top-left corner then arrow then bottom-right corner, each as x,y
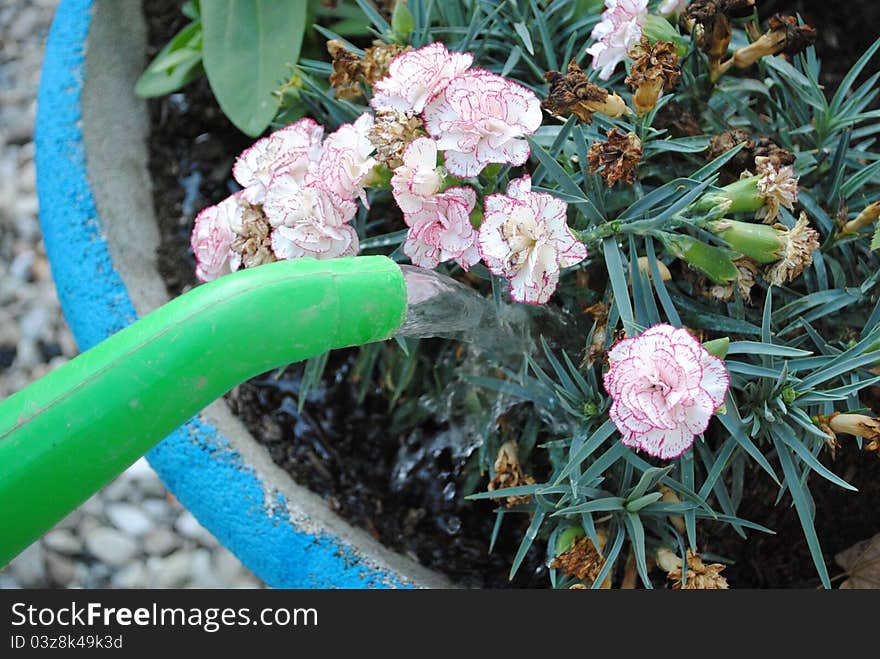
183,0 -> 880,589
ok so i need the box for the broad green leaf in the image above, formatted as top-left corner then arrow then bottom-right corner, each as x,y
201,1 -> 308,136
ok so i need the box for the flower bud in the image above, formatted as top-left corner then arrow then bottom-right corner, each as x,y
703,336 -> 730,359
660,233 -> 739,284
709,219 -> 784,263
693,176 -> 764,216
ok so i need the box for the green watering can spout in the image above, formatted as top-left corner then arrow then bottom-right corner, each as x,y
0,256 -> 408,566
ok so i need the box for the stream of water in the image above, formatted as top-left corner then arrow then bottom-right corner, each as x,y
396,266 -> 571,359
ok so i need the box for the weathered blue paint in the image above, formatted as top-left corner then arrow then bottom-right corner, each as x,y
35,0 -> 406,588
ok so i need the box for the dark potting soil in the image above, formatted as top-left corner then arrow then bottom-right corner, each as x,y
145,0 -> 880,588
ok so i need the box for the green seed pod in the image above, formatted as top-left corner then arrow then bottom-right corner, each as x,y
710,219 -> 784,264
660,233 -> 739,285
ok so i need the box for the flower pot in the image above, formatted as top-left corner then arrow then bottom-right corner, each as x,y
35,0 -> 450,589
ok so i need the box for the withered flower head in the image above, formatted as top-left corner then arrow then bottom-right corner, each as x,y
362,41 -> 410,85
488,440 -> 536,508
683,0 -> 733,63
764,212 -> 820,287
828,413 -> 880,457
543,60 -> 628,124
588,129 -> 642,188
583,301 -> 610,368
754,156 -> 799,223
657,548 -> 729,589
754,137 -> 795,169
231,210 -> 276,270
841,201 -> 880,236
550,533 -> 606,584
732,14 -> 817,69
626,38 -> 681,115
707,128 -> 756,179
327,39 -> 365,101
707,256 -> 759,304
654,102 -> 702,137
367,109 -> 426,170
328,39 -> 411,101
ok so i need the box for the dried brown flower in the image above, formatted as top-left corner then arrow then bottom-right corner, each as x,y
626,39 -> 681,115
368,109 -> 426,170
583,301 -> 610,368
327,40 -> 365,101
488,441 -> 536,508
328,39 -> 410,101
551,534 -> 606,584
707,257 -> 758,304
764,212 -> 819,286
827,413 -> 880,457
588,129 -> 642,188
841,201 -> 880,236
754,137 -> 795,169
657,548 -> 729,589
730,14 -> 817,70
683,0 -> 733,66
753,156 -> 799,223
543,60 -> 628,123
654,102 -> 702,137
363,41 -> 410,85
706,128 -> 756,179
231,211 -> 276,269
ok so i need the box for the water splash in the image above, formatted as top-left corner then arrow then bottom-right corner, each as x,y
396,265 -> 571,358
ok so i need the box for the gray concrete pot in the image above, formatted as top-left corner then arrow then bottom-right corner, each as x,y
36,0 -> 451,588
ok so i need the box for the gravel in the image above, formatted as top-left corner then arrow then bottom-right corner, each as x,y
0,1 -> 263,589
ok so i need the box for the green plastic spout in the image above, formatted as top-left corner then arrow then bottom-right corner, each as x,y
0,256 -> 407,566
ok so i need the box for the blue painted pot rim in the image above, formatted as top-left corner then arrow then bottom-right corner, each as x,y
34,0 -> 411,589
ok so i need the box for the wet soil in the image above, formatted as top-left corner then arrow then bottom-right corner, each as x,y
144,0 -> 880,588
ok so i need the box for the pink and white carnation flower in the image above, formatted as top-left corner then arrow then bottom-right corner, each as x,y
603,324 -> 730,460
391,137 -> 442,213
423,70 -> 542,178
191,192 -> 246,282
371,42 -> 474,114
263,172 -> 359,260
232,118 -> 324,204
403,186 -> 479,270
316,112 -> 377,205
586,0 -> 650,81
478,176 -> 587,304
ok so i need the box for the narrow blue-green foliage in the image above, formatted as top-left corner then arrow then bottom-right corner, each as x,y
187,0 -> 880,589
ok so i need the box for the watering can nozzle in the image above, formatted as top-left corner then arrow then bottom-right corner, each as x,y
0,256 -> 408,566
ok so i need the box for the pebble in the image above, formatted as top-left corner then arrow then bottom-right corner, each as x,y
111,563 -> 149,589
105,502 -> 154,537
152,550 -> 194,588
42,529 -> 83,555
84,527 -> 139,568
45,553 -> 77,587
143,527 -> 181,557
